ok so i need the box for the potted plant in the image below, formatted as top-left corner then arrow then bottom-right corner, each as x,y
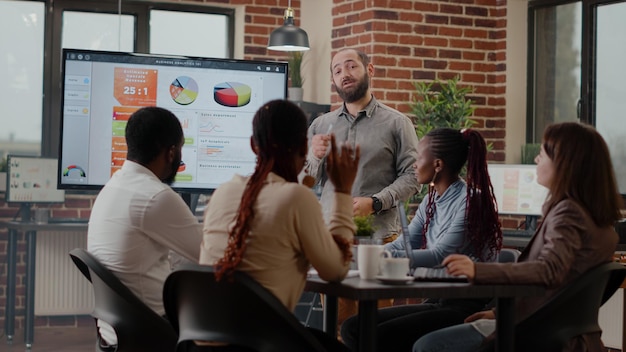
521,143 -> 541,164
409,76 -> 477,202
410,75 -> 476,139
354,214 -> 376,239
287,51 -> 305,101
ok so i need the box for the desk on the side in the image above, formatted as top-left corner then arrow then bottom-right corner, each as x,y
1,220 -> 88,348
305,276 -> 545,352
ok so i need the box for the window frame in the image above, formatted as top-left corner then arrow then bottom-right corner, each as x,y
526,0 -> 583,144
527,0 -> 626,142
40,0 -> 235,157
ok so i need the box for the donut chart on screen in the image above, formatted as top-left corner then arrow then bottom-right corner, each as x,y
62,164 -> 86,177
213,82 -> 251,107
170,76 -> 199,105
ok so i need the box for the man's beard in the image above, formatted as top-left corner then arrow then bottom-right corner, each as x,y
164,157 -> 181,185
334,72 -> 369,103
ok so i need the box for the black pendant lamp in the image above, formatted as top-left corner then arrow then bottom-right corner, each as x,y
267,0 -> 310,51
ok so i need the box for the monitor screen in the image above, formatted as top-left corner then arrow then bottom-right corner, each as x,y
58,49 -> 288,192
6,155 -> 65,203
487,164 -> 549,216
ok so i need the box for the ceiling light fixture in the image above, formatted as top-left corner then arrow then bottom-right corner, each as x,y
267,0 -> 310,52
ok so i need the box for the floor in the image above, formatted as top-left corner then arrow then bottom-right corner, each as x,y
2,325 -> 97,352
0,324 -> 623,352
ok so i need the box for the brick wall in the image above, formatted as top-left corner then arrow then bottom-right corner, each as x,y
196,0 -> 509,163
0,193 -> 95,331
329,0 -> 508,162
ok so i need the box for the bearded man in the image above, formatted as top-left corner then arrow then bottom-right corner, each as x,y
305,48 -> 419,238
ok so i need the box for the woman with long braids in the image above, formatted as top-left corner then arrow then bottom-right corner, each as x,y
341,127 -> 502,352
199,99 -> 359,351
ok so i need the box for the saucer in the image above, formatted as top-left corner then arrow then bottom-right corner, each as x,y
375,275 -> 414,285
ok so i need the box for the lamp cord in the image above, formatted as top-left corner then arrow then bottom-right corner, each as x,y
117,0 -> 122,51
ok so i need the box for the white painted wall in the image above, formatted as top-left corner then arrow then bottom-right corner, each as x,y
300,0 -> 332,104
506,0 -> 529,163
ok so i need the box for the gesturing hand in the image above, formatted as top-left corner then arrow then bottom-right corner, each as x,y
311,134 -> 331,159
326,134 -> 360,195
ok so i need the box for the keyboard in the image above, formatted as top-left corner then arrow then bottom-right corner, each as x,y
413,267 -> 468,283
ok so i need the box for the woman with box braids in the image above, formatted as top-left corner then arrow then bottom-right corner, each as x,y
342,127 -> 502,352
419,128 -> 502,261
201,99 -> 360,352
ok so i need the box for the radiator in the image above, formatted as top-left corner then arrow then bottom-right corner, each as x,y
34,231 -> 94,315
599,288 -> 623,349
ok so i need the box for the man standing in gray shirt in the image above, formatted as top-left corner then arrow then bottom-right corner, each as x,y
305,48 -> 419,239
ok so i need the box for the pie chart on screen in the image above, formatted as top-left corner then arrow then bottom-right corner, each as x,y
214,82 -> 251,107
170,76 -> 199,105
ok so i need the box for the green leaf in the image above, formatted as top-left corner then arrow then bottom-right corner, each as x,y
353,215 -> 377,237
409,75 -> 476,139
287,51 -> 304,88
408,75 -> 482,203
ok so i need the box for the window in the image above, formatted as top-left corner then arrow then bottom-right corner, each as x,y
0,0 -> 234,158
593,2 -> 626,195
62,11 -> 135,51
528,1 -> 582,143
149,10 -> 229,58
0,1 -> 45,158
529,0 -> 626,195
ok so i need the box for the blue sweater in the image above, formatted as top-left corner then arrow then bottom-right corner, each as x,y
386,179 -> 493,268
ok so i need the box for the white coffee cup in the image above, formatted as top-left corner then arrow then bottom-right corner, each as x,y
357,244 -> 385,280
380,251 -> 410,279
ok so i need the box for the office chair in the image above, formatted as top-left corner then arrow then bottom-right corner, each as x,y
68,248 -> 177,352
163,264 -> 327,352
497,248 -> 521,263
478,261 -> 626,352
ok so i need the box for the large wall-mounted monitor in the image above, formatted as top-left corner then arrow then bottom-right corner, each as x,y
487,164 -> 549,217
6,155 -> 66,220
58,49 -> 288,193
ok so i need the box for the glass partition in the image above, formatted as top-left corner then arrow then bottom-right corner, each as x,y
595,2 -> 626,196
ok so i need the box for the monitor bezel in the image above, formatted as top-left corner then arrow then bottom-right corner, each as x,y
57,48 -> 289,193
6,154 -> 66,204
487,163 -> 548,217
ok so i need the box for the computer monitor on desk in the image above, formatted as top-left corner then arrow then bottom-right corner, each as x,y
6,155 -> 66,222
488,164 -> 548,234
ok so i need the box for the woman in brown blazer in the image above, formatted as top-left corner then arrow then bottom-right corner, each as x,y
414,122 -> 623,352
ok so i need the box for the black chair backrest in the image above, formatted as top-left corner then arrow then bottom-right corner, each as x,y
69,248 -> 177,352
480,261 -> 626,352
163,264 -> 327,352
497,248 -> 521,263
